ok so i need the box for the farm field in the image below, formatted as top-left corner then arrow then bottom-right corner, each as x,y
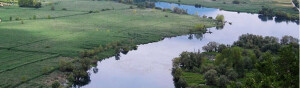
0,0 -> 217,87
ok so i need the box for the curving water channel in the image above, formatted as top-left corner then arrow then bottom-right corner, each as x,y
82,2 -> 299,88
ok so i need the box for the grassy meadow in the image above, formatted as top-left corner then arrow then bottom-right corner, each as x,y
0,0 -> 216,87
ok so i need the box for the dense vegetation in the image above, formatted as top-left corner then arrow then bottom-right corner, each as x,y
18,0 -> 41,8
258,6 -> 299,21
293,0 -> 299,8
172,34 -> 299,88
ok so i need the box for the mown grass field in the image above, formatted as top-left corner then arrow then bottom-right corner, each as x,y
0,0 -> 216,87
158,0 -> 299,14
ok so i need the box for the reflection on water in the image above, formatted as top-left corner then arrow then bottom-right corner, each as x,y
81,2 -> 299,88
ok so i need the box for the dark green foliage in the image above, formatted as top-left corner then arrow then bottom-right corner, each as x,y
217,75 -> 229,87
259,6 -> 274,16
80,58 -> 91,71
280,35 -> 298,45
9,16 -> 12,21
51,5 -> 55,10
178,51 -> 205,70
233,34 -> 281,53
18,0 -> 41,8
172,34 -> 299,87
195,4 -> 202,8
177,77 -> 187,88
293,0 -> 299,8
225,69 -> 238,81
275,45 -> 299,87
232,0 -> 240,4
258,6 -> 299,20
51,81 -> 60,88
204,69 -> 217,85
59,60 -> 74,72
173,7 -> 187,14
202,41 -> 219,52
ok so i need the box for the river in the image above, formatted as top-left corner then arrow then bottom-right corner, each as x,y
82,2 -> 299,88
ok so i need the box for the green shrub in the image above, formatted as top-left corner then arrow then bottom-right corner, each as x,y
232,0 -> 240,4
9,16 -> 12,21
62,8 -> 67,10
173,7 -> 187,14
18,0 -> 42,8
15,16 -> 20,21
195,24 -> 206,30
33,15 -> 36,20
216,14 -> 225,23
51,5 -> 55,10
51,81 -> 60,88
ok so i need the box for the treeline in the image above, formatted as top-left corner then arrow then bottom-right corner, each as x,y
258,6 -> 299,21
293,0 -> 299,8
18,0 -> 41,8
172,34 -> 299,88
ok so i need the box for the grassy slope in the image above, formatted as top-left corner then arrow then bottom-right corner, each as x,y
158,0 -> 299,14
0,0 -> 216,87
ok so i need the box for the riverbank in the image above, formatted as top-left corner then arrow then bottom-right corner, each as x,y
0,0 -> 217,87
157,0 -> 299,17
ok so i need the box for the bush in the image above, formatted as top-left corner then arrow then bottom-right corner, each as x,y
216,14 -> 225,23
33,15 -> 36,20
51,5 -> 55,10
15,16 -> 20,21
59,60 -> 74,72
232,0 -> 240,4
18,0 -> 42,8
195,4 -> 202,8
51,81 -> 60,88
62,8 -> 67,10
202,41 -> 219,52
162,8 -> 172,12
173,7 -> 187,14
9,16 -> 12,21
129,6 -> 134,9
194,24 -> 206,31
204,69 -> 218,85
217,75 -> 229,87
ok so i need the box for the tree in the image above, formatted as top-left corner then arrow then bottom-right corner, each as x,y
216,14 -> 225,23
204,69 -> 218,85
217,75 -> 229,87
217,44 -> 227,53
177,77 -> 187,88
255,51 -> 275,75
18,0 -> 41,8
226,69 -> 238,81
280,35 -> 298,45
203,42 -> 219,52
275,45 -> 299,87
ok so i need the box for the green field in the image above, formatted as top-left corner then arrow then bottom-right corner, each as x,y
0,0 -> 216,87
158,0 -> 299,14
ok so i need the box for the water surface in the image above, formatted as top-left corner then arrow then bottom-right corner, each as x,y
82,2 -> 299,88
